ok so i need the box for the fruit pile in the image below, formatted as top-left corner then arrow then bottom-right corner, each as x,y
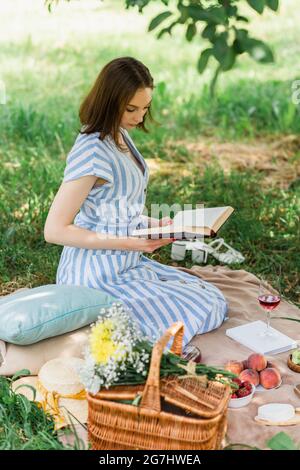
225,353 -> 281,390
231,378 -> 253,399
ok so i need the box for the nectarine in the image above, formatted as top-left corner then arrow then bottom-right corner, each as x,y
239,368 -> 260,386
224,360 -> 244,375
259,368 -> 281,389
247,353 -> 267,372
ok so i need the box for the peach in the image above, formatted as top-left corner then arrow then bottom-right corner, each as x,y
224,360 -> 244,375
259,368 -> 281,389
239,368 -> 260,386
247,353 -> 267,372
242,359 -> 248,370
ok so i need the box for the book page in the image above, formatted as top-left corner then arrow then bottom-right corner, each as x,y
131,206 -> 234,238
173,207 -> 233,231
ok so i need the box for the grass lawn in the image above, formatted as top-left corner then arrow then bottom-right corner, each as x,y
0,0 -> 299,305
0,0 -> 299,449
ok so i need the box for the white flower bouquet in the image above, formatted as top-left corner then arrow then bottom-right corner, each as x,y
78,302 -> 236,395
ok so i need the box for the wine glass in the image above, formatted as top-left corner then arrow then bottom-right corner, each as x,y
258,275 -> 281,338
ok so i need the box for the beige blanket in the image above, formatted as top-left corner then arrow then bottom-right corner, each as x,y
1,265 -> 300,449
179,265 -> 300,450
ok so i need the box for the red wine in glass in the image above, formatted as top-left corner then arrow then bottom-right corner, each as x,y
258,295 -> 281,311
258,279 -> 281,337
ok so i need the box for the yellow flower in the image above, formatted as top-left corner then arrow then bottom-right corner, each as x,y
89,319 -> 126,365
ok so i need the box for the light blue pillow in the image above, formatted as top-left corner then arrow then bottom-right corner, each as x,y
0,284 -> 118,345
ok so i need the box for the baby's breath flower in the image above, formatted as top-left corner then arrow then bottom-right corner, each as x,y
79,303 -> 233,395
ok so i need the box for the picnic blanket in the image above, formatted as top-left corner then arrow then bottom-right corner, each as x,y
180,265 -> 300,450
1,265 -> 300,449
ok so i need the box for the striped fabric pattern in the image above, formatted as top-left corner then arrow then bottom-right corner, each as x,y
56,128 -> 228,349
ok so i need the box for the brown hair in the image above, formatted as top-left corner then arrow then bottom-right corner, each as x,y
79,57 -> 154,151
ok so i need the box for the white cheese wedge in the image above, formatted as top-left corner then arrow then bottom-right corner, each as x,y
258,404 -> 295,422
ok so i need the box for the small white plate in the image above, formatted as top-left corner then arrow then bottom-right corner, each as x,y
255,379 -> 282,392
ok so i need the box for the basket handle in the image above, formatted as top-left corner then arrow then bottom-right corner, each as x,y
140,322 -> 184,413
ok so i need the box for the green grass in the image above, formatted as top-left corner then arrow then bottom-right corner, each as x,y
0,0 -> 299,300
0,0 -> 300,449
147,167 -> 300,305
0,372 -> 87,450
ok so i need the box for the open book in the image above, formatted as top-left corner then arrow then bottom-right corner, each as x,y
132,206 -> 234,239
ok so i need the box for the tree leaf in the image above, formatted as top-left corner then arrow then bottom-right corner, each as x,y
233,28 -> 250,53
220,48 -> 236,71
197,48 -> 213,73
148,11 -> 173,32
212,34 -> 229,63
202,24 -> 216,40
246,0 -> 265,14
247,39 -> 274,63
188,5 -> 226,25
266,0 -> 279,11
157,20 -> 178,39
236,15 -> 249,23
186,23 -> 197,42
267,432 -> 297,450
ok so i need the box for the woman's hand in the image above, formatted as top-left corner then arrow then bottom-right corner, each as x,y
124,236 -> 175,253
146,216 -> 174,228
159,216 -> 173,228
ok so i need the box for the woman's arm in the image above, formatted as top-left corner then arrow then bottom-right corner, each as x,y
44,176 -> 174,253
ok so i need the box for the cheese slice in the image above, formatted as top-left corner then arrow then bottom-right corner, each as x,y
258,404 -> 295,422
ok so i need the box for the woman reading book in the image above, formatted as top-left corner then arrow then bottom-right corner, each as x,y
44,57 -> 228,355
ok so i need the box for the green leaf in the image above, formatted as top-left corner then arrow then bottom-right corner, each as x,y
148,11 -> 173,32
157,20 -> 178,39
267,432 -> 297,450
246,0 -> 265,14
266,0 -> 279,11
14,384 -> 37,401
131,393 -> 142,406
23,421 -> 33,439
202,24 -> 216,40
186,23 -> 197,42
247,39 -> 274,63
233,28 -> 250,53
11,369 -> 31,382
177,4 -> 189,23
167,353 -> 181,365
278,316 -> 300,323
17,394 -> 32,418
212,34 -> 229,63
197,48 -> 213,73
226,5 -> 238,17
220,48 -> 236,71
188,5 -> 226,25
236,15 -> 249,23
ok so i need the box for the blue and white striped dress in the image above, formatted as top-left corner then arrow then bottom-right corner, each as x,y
56,128 -> 228,349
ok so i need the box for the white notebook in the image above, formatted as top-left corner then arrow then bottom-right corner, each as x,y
226,321 -> 298,355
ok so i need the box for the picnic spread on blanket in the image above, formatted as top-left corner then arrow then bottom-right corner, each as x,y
1,265 -> 300,449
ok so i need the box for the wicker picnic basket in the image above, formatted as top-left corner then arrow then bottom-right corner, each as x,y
87,322 -> 231,450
